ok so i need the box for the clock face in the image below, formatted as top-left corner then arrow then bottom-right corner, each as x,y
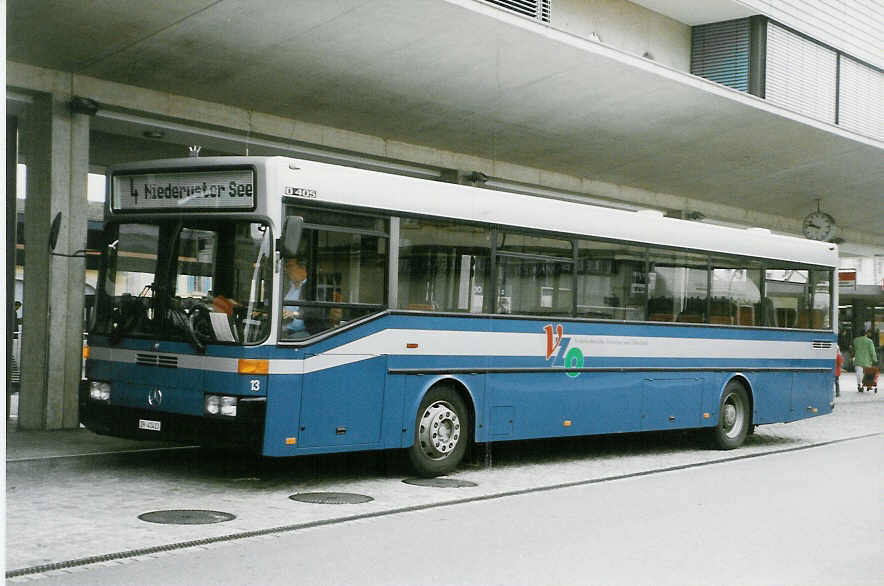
802,211 -> 836,241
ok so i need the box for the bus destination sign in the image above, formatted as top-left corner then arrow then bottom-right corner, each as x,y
112,169 -> 255,211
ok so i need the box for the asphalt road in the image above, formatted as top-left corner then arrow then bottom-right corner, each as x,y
16,433 -> 884,586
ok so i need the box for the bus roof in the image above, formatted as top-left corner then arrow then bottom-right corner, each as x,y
109,156 -> 839,268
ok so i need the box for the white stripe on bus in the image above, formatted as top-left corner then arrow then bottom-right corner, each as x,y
89,330 -> 833,376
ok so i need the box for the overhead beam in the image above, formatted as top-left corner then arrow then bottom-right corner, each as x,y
7,61 -> 884,249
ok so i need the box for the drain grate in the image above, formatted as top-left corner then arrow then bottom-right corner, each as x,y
138,509 -> 236,525
402,477 -> 478,488
289,492 -> 374,505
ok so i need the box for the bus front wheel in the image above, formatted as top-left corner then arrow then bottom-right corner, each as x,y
710,381 -> 750,450
407,386 -> 468,477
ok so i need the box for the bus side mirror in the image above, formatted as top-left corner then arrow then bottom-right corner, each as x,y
48,211 -> 89,258
281,216 -> 304,257
49,212 -> 62,251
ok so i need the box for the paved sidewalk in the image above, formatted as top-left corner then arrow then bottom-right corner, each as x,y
4,426 -> 191,461
4,389 -> 191,461
5,373 -> 882,577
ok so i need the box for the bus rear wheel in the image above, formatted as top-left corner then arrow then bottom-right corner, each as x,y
710,381 -> 750,450
407,386 -> 468,477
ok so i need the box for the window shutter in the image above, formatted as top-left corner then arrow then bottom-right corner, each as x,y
765,23 -> 837,123
838,56 -> 884,141
691,19 -> 751,92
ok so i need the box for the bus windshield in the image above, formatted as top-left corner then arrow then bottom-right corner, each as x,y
92,219 -> 272,348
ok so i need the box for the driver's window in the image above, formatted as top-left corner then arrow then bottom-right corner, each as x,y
279,209 -> 388,341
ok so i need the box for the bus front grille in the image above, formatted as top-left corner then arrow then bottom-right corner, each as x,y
136,353 -> 179,368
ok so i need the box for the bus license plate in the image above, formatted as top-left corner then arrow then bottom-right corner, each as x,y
138,419 -> 161,431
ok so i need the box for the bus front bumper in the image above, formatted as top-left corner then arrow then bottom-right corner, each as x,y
79,384 -> 266,451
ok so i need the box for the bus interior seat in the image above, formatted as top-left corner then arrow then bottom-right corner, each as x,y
796,310 -> 825,328
709,315 -> 734,325
737,306 -> 755,325
676,313 -> 705,323
647,313 -> 675,322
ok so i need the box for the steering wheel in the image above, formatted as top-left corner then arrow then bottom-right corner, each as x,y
187,305 -> 214,354
109,296 -> 144,344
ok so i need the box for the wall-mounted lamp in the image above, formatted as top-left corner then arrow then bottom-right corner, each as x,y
440,169 -> 490,186
665,210 -> 704,221
467,171 -> 489,185
69,96 -> 99,116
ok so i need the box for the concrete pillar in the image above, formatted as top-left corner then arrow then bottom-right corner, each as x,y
7,116 -> 18,419
853,301 -> 867,338
18,92 -> 89,430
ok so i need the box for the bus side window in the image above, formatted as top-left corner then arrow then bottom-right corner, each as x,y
575,240 -> 647,321
398,217 -> 490,313
495,231 -> 573,317
647,249 -> 709,324
765,268 -> 826,329
809,269 -> 832,329
710,257 -> 763,326
495,257 -> 573,316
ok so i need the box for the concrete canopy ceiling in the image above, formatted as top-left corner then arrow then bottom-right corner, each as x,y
630,0 -> 756,25
7,0 -> 884,243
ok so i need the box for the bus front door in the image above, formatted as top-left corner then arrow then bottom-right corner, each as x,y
298,355 -> 386,448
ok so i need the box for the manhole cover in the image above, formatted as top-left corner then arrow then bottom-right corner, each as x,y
402,477 -> 478,488
289,492 -> 374,504
138,509 -> 236,525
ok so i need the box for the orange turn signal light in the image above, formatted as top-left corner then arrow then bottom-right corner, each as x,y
82,345 -> 90,359
238,359 -> 269,375
563,420 -> 572,427
285,437 -> 297,445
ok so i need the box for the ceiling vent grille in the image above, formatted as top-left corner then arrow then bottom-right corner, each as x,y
482,0 -> 551,23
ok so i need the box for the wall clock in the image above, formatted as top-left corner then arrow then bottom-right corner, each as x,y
802,204 -> 837,242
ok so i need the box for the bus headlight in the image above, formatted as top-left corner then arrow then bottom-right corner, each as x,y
205,394 -> 237,417
205,395 -> 221,415
89,381 -> 111,402
221,396 -> 237,417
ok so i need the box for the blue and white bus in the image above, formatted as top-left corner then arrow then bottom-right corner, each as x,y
81,156 -> 837,476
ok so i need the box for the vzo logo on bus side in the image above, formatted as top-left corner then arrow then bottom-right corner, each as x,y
544,324 -> 584,378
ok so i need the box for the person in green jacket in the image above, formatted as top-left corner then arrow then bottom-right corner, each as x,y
852,329 -> 878,391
